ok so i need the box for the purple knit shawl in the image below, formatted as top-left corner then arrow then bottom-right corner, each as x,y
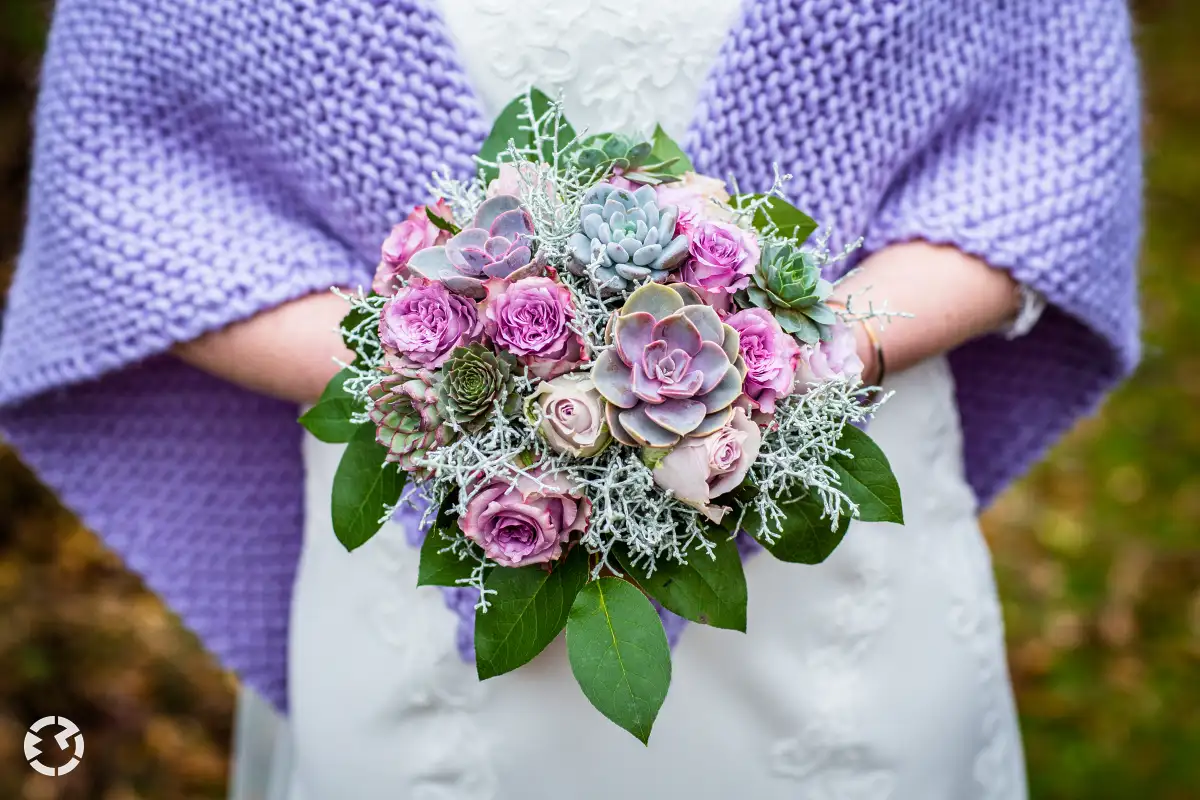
0,0 -> 1141,711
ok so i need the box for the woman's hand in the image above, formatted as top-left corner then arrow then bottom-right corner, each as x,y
172,290 -> 354,406
831,241 -> 1025,385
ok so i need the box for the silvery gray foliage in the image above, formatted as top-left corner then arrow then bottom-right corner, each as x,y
567,183 -> 689,295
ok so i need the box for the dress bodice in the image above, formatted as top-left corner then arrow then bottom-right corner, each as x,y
437,0 -> 745,139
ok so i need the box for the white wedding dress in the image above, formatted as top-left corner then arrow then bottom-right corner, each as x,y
231,1 -> 1029,797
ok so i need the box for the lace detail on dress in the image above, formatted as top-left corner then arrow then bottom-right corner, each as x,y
768,534 -> 897,797
437,0 -> 744,137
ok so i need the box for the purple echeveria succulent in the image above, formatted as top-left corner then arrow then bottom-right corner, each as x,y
407,195 -> 539,298
367,366 -> 454,474
592,282 -> 747,448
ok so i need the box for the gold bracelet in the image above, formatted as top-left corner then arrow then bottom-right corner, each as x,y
859,316 -> 887,388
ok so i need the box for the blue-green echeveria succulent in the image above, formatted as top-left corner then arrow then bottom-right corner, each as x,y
738,242 -> 837,344
568,184 -> 689,295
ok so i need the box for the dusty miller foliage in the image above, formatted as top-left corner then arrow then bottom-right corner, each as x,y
336,90 -> 893,606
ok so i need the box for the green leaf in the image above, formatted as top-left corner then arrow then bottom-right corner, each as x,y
649,124 -> 694,176
830,424 -> 904,524
298,368 -> 359,443
330,422 -> 406,552
615,536 -> 747,632
416,524 -> 477,588
745,490 -> 849,565
477,88 -> 576,183
425,206 -> 461,235
567,577 -> 672,743
474,545 -> 589,680
340,304 -> 374,355
745,195 -> 818,242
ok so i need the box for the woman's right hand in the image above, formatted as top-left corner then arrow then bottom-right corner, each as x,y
172,290 -> 355,406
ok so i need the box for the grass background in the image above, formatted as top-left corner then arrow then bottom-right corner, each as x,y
1,1 -> 1197,797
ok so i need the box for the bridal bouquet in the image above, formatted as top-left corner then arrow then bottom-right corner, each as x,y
301,90 -> 903,742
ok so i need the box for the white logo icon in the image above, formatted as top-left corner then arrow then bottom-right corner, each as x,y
25,716 -> 84,777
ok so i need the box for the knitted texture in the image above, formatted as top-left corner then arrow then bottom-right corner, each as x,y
0,0 -> 1140,711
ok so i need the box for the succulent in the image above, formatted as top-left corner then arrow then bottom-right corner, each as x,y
368,366 -> 454,473
437,343 -> 521,432
592,283 -> 747,448
737,243 -> 837,344
407,195 -> 540,298
573,133 -> 681,185
567,183 -> 690,296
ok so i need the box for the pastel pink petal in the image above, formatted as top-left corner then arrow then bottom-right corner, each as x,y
652,447 -> 712,506
489,208 -> 534,239
592,349 -> 638,408
640,339 -> 669,375
677,304 -> 725,344
652,314 -> 703,357
691,341 -> 732,394
406,246 -> 457,281
449,227 -> 489,250
618,407 -> 680,447
631,362 -> 665,403
657,370 -> 704,398
644,398 -> 707,435
606,402 -> 639,446
484,236 -> 511,257
614,312 -> 656,364
700,364 -> 745,413
457,247 -> 492,275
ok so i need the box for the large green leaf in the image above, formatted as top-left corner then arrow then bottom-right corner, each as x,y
566,577 -> 672,744
417,531 -> 476,588
745,490 -> 850,565
649,124 -> 694,176
477,88 -> 576,183
831,424 -> 904,524
474,545 -> 589,680
298,368 -> 358,443
615,536 -> 747,632
330,422 -> 406,551
744,195 -> 818,242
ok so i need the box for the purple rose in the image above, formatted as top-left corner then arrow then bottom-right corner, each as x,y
460,470 -> 591,567
794,320 -> 864,393
650,407 -> 762,523
372,200 -> 454,296
678,221 -> 760,295
726,307 -> 801,415
483,276 -> 585,380
378,277 -> 483,368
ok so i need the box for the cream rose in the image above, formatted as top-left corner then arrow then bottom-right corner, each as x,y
526,373 -> 611,458
650,407 -> 762,523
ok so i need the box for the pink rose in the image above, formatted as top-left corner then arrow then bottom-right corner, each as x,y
483,276 -> 586,380
486,162 -> 555,200
794,321 -> 865,393
650,407 -> 762,523
679,221 -> 760,295
378,277 -> 483,368
726,307 -> 801,414
372,200 -> 454,295
460,470 -> 591,567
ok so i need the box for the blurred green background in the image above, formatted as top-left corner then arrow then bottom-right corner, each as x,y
1,1 -> 1197,798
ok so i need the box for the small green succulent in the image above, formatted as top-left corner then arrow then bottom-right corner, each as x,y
574,133 -> 682,186
437,343 -> 521,432
738,243 -> 837,344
